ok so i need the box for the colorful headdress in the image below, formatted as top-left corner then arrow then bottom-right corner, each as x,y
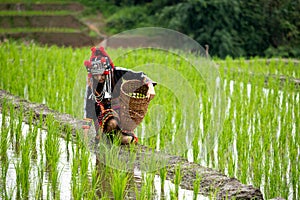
84,47 -> 114,76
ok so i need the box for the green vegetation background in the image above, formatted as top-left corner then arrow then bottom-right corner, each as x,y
77,0 -> 300,59
2,0 -> 299,58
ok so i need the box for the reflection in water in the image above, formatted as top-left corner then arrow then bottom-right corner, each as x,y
94,154 -> 208,200
0,114 -> 208,200
2,75 -> 298,199
1,117 -> 73,199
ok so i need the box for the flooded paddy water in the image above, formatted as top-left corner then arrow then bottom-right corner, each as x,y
0,40 -> 299,199
3,78 -> 294,199
0,112 -> 210,200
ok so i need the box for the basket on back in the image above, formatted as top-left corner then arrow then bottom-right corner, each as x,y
119,80 -> 150,133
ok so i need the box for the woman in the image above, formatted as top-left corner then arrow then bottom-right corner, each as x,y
82,46 -> 156,144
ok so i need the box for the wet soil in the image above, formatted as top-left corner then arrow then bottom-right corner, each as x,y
0,89 -> 263,200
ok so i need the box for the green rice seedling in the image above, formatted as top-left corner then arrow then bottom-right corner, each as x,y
44,115 -> 61,199
0,157 -> 10,199
0,41 -> 85,115
193,173 -> 202,200
0,127 -> 9,181
139,148 -> 163,172
217,117 -> 231,174
160,166 -> 167,194
174,164 -> 182,198
0,100 -> 9,162
134,183 -> 141,200
37,111 -> 44,161
49,166 -> 61,199
22,135 -> 31,198
64,124 -> 72,162
26,109 -> 39,160
1,42 -> 299,199
9,103 -> 16,145
135,172 -> 155,200
94,160 -> 115,199
144,172 -> 155,199
78,145 -> 91,199
0,99 -> 7,127
97,134 -> 137,172
14,105 -> 24,156
110,169 -> 131,200
192,129 -> 200,163
71,130 -> 97,199
208,187 -> 219,200
27,109 -> 34,133
15,160 -> 22,200
293,95 -> 299,200
71,149 -> 80,199
85,162 -> 102,199
1,186 -> 14,200
0,102 -> 11,200
30,124 -> 39,160
169,188 -> 178,200
15,133 -> 31,199
34,158 -> 45,200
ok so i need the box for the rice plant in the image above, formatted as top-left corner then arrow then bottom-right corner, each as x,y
135,172 -> 155,200
0,41 -> 299,199
174,164 -> 182,198
0,101 -> 10,199
193,173 -> 201,200
110,169 -> 131,200
44,115 -> 61,199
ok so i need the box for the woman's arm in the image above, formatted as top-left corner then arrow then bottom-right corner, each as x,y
146,82 -> 156,100
113,67 -> 157,86
112,67 -> 157,98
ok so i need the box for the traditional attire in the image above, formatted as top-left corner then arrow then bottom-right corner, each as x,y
82,47 -> 156,143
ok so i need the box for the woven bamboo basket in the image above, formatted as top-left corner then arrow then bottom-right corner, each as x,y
119,80 -> 150,132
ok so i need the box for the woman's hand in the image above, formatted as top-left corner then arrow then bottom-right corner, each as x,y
146,83 -> 155,100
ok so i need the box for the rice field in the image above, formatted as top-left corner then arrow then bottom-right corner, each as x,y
0,28 -> 80,33
0,11 -> 74,16
0,107 -> 207,200
0,40 -> 299,199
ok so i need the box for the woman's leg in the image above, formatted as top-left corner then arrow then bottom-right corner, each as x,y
104,118 -> 136,144
104,118 -> 118,132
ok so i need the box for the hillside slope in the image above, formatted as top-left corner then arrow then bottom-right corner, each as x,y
0,2 -> 104,47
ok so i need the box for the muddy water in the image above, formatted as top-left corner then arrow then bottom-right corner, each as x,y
0,114 -> 208,200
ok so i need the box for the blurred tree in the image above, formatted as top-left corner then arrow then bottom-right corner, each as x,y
157,0 -> 246,57
78,0 -> 300,58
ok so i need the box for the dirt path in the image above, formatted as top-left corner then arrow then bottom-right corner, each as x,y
0,89 -> 263,199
